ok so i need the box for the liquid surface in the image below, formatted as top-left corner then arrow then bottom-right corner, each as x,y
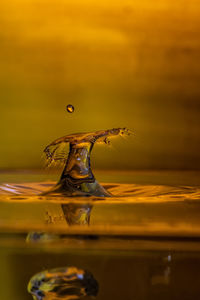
0,171 -> 200,300
0,171 -> 200,237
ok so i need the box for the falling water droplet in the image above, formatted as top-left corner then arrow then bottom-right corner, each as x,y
66,104 -> 74,113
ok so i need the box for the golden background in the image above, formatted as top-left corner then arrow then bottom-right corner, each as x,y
1,0 -> 200,170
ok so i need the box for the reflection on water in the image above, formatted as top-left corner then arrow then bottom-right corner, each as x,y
26,202 -> 92,242
42,128 -> 131,197
1,172 -> 200,299
62,203 -> 92,226
3,244 -> 200,300
28,266 -> 98,300
150,254 -> 171,286
1,178 -> 200,238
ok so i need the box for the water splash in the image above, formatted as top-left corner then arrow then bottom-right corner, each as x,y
28,266 -> 98,300
43,127 -> 131,197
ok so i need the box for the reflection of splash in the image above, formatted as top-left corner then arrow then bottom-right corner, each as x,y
26,203 -> 92,242
42,128 -> 131,197
28,266 -> 98,300
151,266 -> 171,286
26,232 -> 60,242
151,254 -> 172,286
62,203 -> 92,225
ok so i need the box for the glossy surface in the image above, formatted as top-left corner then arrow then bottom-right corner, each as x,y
0,171 -> 200,237
1,240 -> 200,300
0,170 -> 200,299
28,266 -> 98,300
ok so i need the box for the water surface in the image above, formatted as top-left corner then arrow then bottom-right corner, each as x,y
1,171 -> 200,300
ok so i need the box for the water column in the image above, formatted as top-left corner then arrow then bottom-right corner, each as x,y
58,141 -> 111,197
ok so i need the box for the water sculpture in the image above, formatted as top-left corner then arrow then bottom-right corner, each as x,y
42,127 -> 131,197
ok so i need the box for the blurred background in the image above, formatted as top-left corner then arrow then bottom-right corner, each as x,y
1,0 -> 200,170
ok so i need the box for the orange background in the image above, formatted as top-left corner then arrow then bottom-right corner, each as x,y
1,0 -> 200,170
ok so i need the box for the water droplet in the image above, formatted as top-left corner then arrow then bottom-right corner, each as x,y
28,266 -> 98,300
66,104 -> 74,113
